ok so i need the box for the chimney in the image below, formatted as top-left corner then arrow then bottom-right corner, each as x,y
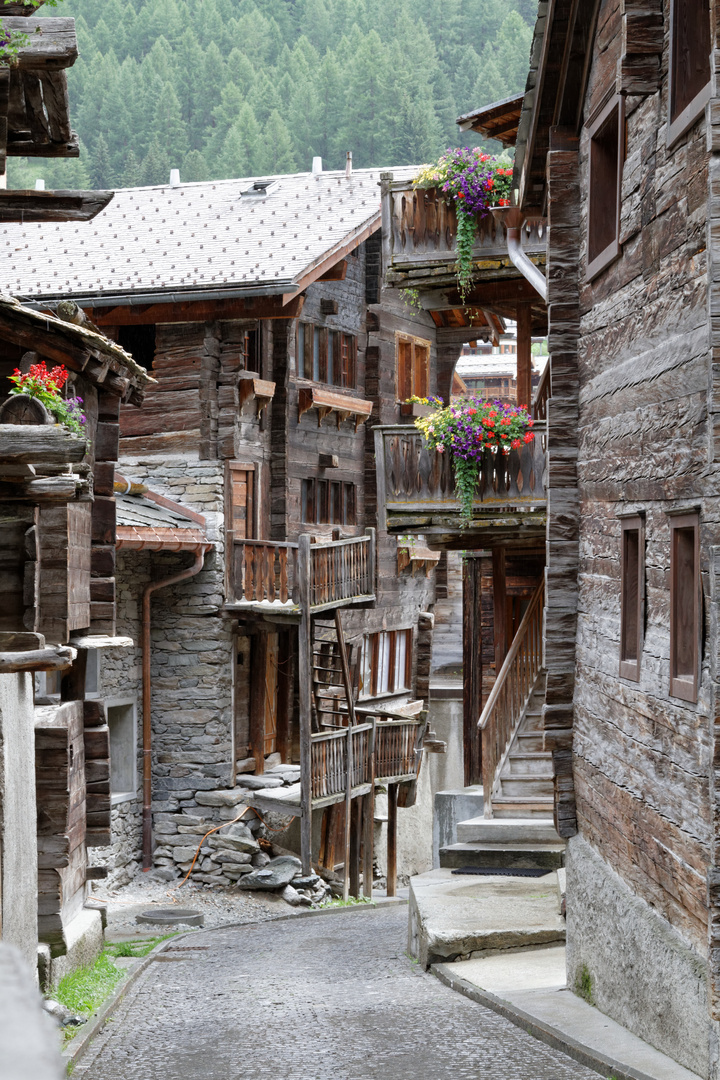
35,178 -> 45,191
170,169 -> 180,187
345,151 -> 352,179
312,156 -> 323,175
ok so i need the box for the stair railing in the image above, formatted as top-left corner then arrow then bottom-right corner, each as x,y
478,578 -> 544,817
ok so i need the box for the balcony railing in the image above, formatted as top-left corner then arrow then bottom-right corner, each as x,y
310,722 -> 375,804
382,178 -> 546,285
374,424 -> 547,535
230,530 -> 376,614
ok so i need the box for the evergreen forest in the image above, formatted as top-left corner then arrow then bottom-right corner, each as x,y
9,0 -> 535,190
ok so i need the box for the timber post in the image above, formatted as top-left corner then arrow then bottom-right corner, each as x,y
387,781 -> 398,897
298,533 -> 313,876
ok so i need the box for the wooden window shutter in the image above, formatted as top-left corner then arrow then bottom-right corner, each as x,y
587,95 -> 624,280
669,512 -> 700,702
318,328 -> 328,383
297,323 -> 305,378
668,0 -> 711,144
397,338 -> 412,400
620,515 -> 644,681
414,344 -> 429,398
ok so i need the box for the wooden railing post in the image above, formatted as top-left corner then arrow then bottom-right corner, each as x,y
366,527 -> 376,598
298,533 -> 313,876
373,427 -> 388,533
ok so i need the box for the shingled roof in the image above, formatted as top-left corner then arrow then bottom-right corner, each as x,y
3,166 -> 417,307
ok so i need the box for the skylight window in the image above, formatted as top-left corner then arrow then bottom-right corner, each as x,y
241,180 -> 278,198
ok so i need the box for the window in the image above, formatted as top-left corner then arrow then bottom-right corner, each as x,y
107,700 -> 137,803
620,516 -> 644,681
301,480 -> 356,525
668,0 -> 711,146
397,334 -> 430,400
296,323 -> 357,388
359,629 -> 412,698
670,512 -> 700,702
587,95 -> 624,280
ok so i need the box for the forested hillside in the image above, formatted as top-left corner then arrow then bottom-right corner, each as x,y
10,0 -> 535,190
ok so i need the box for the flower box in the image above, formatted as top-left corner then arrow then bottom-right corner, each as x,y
400,401 -> 435,419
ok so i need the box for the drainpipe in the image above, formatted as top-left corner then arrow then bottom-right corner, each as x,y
492,207 -> 548,302
142,545 -> 211,869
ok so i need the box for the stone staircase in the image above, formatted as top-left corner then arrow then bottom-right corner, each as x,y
439,678 -> 564,872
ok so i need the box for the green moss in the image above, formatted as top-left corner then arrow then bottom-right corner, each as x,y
105,931 -> 186,959
575,963 -> 593,1004
319,895 -> 376,909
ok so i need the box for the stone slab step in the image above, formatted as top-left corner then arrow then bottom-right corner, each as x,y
409,867 -> 565,968
499,776 -> 555,797
456,815 -> 559,845
439,841 -> 565,871
504,752 -> 553,776
492,796 -> 554,818
515,731 -> 544,752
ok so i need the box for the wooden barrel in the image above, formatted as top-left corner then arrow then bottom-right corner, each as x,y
0,394 -> 53,426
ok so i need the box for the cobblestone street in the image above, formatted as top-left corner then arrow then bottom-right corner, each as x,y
77,904 -> 598,1080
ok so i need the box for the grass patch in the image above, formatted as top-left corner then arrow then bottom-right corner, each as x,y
105,931 -> 186,959
55,952 -> 125,1022
575,963 -> 593,1005
320,895 -> 376,909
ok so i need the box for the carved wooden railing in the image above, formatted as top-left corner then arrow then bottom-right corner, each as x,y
232,540 -> 298,604
374,718 -> 425,782
310,721 -> 374,801
374,424 -> 547,528
479,579 -> 544,817
383,181 -> 547,270
533,360 -> 550,421
308,531 -> 375,610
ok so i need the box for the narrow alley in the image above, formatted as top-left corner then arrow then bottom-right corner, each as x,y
75,905 -> 596,1080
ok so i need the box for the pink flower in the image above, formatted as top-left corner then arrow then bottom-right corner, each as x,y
437,445 -> 444,454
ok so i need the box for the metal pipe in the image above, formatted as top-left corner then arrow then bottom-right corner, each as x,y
142,545 -> 210,869
506,225 -> 547,301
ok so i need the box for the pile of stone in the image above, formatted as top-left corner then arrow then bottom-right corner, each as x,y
151,759 -> 327,902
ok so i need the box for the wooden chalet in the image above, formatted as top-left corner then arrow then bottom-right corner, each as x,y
0,296 -> 150,976
378,0 -> 720,1075
5,164 -> 468,895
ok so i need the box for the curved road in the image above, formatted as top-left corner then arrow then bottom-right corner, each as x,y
78,904 -> 597,1080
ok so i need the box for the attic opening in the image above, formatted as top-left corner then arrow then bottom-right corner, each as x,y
241,180 -> 277,198
118,324 -> 156,372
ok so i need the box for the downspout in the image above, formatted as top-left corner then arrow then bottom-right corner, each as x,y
142,544 -> 211,869
493,206 -> 548,301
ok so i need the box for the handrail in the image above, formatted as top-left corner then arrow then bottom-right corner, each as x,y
532,360 -> 550,421
478,578 -> 544,817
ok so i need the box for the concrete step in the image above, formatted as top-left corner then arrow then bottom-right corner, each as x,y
439,841 -> 565,871
504,752 -> 553,776
515,731 -> 544,752
499,775 -> 555,797
492,796 -> 555,818
456,815 -> 559,845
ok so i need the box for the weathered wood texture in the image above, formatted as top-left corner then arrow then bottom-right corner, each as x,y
571,1 -> 714,957
35,700 -> 86,956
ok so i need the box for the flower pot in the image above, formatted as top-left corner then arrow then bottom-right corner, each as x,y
0,393 -> 53,426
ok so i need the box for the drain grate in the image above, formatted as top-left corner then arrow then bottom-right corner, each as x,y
450,866 -> 553,877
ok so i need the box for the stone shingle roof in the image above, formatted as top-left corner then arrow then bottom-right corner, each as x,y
2,166 -> 416,305
115,489 -> 208,551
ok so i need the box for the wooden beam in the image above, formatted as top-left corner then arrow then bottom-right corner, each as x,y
3,18 -> 78,70
249,631 -> 268,775
298,534 -> 313,877
492,546 -> 507,675
318,260 -> 347,282
0,644 -> 75,673
386,782 -> 398,897
0,188 -> 109,221
91,293 -> 305,327
0,425 -> 87,464
516,301 -> 533,408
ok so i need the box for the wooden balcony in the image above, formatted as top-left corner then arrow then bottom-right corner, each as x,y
227,530 -> 376,617
381,178 -> 546,292
374,424 -> 547,544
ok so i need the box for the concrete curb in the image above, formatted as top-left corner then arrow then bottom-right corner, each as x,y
432,963 -> 695,1080
63,895 -> 408,1072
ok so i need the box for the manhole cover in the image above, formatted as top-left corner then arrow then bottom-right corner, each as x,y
136,908 -> 204,927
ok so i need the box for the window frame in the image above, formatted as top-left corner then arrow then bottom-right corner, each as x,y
300,478 -> 357,526
358,628 -> 413,699
296,322 -> 357,389
106,697 -> 138,805
396,332 -> 431,402
669,511 -> 701,703
667,0 -> 712,148
586,94 -> 625,282
619,514 -> 645,682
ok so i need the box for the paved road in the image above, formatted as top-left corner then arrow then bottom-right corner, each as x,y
79,904 -> 597,1080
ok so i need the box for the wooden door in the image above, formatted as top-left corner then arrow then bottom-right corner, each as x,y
264,633 -> 279,756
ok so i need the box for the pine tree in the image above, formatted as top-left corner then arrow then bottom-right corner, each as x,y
218,103 -> 261,178
121,149 -> 142,189
141,138 -> 171,187
182,149 -> 211,183
255,110 -> 297,175
90,133 -> 113,188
